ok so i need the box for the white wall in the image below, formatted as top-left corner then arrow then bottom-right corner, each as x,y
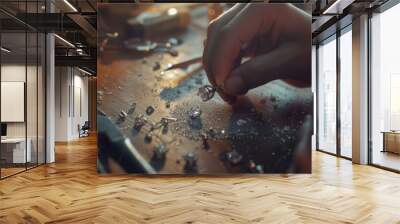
1,65 -> 26,140
55,67 -> 70,141
1,63 -> 46,164
72,73 -> 89,138
1,65 -> 37,138
54,67 -> 89,141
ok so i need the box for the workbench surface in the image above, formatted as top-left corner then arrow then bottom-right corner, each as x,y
98,4 -> 313,174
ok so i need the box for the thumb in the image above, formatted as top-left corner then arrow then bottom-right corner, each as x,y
223,42 -> 310,95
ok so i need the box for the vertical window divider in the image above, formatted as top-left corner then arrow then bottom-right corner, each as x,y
60,68 -> 62,117
25,0 -> 28,171
36,0 -> 39,168
73,68 -> 75,118
69,69 -> 71,118
316,44 -> 320,151
44,20 -> 47,164
336,29 -> 342,157
367,10 -> 373,165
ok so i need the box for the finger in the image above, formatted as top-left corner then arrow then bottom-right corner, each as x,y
223,42 -> 310,95
203,3 -> 247,86
204,37 -> 237,104
216,89 -> 237,104
215,50 -> 244,104
208,4 -> 282,87
203,37 -> 216,87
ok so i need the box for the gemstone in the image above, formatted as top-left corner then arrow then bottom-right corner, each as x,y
197,85 -> 216,102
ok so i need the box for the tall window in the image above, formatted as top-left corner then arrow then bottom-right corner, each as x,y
370,3 -> 400,171
339,28 -> 352,158
317,36 -> 337,154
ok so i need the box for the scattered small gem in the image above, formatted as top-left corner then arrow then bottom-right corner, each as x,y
236,119 -> 247,126
145,131 -> 153,142
200,132 -> 209,150
153,144 -> 167,160
146,106 -> 155,115
225,150 -> 243,165
189,107 -> 202,119
134,114 -> 147,129
153,62 -> 161,71
162,117 -> 177,124
125,40 -> 158,52
106,32 -> 119,38
198,85 -> 216,102
208,128 -> 217,138
183,152 -> 197,170
151,121 -> 163,130
127,103 -> 136,114
118,110 -> 128,120
248,160 -> 256,170
168,49 -> 178,57
168,37 -> 181,46
255,165 -> 264,173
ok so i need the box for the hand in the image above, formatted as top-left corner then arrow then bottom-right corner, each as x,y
203,3 -> 311,103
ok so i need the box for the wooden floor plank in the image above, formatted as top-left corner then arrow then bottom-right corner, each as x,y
0,135 -> 400,223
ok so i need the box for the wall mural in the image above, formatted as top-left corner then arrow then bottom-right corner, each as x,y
97,3 -> 313,174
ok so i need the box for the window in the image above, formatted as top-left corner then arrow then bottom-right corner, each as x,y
370,2 -> 400,171
339,28 -> 352,158
0,1 -> 47,179
317,36 -> 337,154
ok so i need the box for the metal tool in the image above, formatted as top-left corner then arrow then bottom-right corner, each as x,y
97,111 -> 156,174
163,56 -> 202,71
127,7 -> 191,38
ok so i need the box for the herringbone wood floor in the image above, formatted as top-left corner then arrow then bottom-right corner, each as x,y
1,135 -> 400,224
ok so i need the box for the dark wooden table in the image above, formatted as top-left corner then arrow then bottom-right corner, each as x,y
381,131 -> 400,154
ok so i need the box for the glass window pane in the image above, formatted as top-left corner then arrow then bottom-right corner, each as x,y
318,37 -> 337,154
1,1 -> 46,179
38,33 -> 46,165
340,29 -> 352,158
371,3 -> 400,171
27,31 -> 38,169
1,31 -> 28,177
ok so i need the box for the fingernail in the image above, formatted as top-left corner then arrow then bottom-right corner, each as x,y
224,75 -> 246,95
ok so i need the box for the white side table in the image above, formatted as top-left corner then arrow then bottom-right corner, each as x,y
1,138 -> 31,163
